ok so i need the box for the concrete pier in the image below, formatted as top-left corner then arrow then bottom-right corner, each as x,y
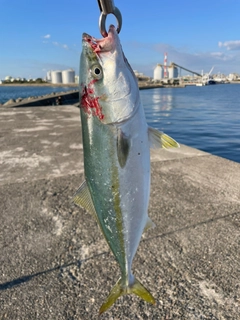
0,83 -> 185,107
0,105 -> 239,319
1,90 -> 79,107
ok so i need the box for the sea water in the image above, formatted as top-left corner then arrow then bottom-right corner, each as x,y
141,84 -> 240,163
0,86 -> 74,104
0,84 -> 239,163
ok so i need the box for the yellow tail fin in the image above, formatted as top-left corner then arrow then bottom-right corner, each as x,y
99,277 -> 155,315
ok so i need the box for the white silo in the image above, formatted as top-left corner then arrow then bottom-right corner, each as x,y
51,71 -> 62,84
62,69 -> 75,84
47,71 -> 52,82
174,67 -> 178,78
168,64 -> 179,79
153,64 -> 163,80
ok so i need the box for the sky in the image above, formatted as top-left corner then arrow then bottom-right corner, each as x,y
1,0 -> 240,79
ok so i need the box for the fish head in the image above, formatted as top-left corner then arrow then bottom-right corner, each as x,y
80,25 -> 139,124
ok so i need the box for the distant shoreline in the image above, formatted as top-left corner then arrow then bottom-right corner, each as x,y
0,82 -> 183,89
0,83 -> 78,87
1,81 -> 239,90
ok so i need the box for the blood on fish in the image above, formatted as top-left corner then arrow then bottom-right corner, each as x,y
85,37 -> 102,53
80,81 -> 104,120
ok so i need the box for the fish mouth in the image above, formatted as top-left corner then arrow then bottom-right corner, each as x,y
82,25 -> 116,53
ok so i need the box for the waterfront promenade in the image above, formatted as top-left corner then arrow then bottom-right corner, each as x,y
0,105 -> 239,319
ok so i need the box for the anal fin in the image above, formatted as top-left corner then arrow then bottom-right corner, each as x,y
72,180 -> 98,221
144,217 -> 156,233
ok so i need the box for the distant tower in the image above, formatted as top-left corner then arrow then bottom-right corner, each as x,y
164,52 -> 168,78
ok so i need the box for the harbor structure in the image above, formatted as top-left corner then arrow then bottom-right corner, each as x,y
168,63 -> 179,79
164,53 -> 168,78
153,64 -> 164,80
153,62 -> 178,81
47,69 -> 76,84
228,73 -> 239,81
51,71 -> 62,84
62,69 -> 75,84
75,75 -> 79,84
46,71 -> 52,82
5,76 -> 12,81
153,53 -> 202,82
133,70 -> 150,82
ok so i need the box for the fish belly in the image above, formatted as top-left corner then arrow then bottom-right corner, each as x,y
81,105 -> 150,279
118,110 -> 150,278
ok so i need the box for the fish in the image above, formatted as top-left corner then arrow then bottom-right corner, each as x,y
73,25 -> 179,314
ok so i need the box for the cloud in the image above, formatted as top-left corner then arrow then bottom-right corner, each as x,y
210,52 -> 231,61
218,40 -> 240,51
125,40 -> 240,76
41,38 -> 79,55
152,43 -> 240,71
52,41 -> 68,50
43,34 -> 51,39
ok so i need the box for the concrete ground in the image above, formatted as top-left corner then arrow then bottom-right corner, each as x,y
0,105 -> 239,320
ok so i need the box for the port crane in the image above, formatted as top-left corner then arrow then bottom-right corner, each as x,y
202,66 -> 215,85
203,66 -> 214,79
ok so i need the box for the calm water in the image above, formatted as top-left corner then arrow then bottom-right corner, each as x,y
0,84 -> 239,163
0,86 -> 76,104
141,84 -> 240,163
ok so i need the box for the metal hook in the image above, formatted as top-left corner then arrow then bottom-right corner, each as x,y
97,0 -> 115,14
97,0 -> 122,37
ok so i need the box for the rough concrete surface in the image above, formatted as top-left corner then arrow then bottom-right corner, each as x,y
0,105 -> 239,319
3,91 -> 79,108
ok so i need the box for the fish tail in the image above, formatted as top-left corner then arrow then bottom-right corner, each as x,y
130,278 -> 156,305
99,277 -> 155,315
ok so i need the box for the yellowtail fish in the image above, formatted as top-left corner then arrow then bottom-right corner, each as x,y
73,25 -> 179,314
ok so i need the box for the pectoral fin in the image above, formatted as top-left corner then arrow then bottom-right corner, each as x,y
148,126 -> 179,149
117,129 -> 130,168
72,180 -> 98,221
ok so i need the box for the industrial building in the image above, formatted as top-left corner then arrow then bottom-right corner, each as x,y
47,69 -> 76,84
62,69 -> 75,84
133,70 -> 150,82
153,64 -> 178,80
153,64 -> 164,80
46,71 -> 51,82
51,71 -> 62,84
168,63 -> 179,79
153,53 -> 206,82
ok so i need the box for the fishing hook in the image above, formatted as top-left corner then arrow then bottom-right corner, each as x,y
97,0 -> 122,37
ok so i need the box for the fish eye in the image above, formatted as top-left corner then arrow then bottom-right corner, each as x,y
94,67 -> 101,75
91,64 -> 103,79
